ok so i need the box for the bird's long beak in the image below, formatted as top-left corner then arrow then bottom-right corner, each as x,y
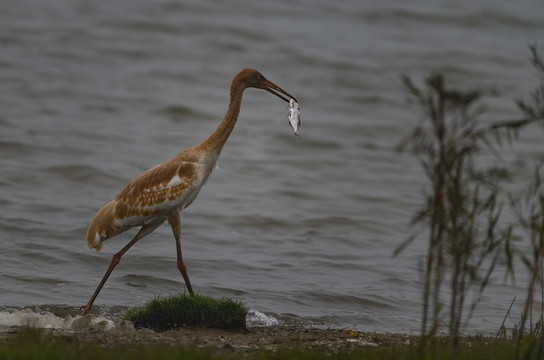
262,79 -> 297,103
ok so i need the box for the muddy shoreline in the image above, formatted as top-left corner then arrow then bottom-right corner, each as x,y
0,324 -> 418,355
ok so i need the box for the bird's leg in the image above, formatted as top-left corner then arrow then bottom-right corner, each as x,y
168,209 -> 194,296
81,220 -> 164,316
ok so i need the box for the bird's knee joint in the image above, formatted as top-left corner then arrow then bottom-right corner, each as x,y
111,253 -> 122,266
177,261 -> 187,273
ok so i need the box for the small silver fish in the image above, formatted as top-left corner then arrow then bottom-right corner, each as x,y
288,99 -> 301,136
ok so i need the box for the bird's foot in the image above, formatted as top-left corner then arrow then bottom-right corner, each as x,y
80,304 -> 91,316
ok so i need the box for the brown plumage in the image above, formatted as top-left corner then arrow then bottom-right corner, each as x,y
81,68 -> 297,315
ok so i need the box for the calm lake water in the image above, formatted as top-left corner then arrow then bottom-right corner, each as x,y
1,0 -> 543,334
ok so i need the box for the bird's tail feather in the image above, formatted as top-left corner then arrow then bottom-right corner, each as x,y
86,202 -> 117,252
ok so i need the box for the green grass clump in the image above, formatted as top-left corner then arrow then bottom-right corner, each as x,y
123,293 -> 248,331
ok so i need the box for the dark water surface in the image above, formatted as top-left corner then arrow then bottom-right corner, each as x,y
1,0 -> 543,334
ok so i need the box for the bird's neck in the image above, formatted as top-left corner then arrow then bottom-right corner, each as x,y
199,82 -> 245,158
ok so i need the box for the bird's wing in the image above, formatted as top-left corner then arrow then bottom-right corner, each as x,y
112,162 -> 200,224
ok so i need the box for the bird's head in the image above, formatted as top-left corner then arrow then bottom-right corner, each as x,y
236,68 -> 297,103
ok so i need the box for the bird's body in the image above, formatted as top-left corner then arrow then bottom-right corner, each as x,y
86,145 -> 216,252
81,68 -> 297,315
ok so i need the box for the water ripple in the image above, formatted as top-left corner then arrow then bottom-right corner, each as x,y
0,0 -> 542,335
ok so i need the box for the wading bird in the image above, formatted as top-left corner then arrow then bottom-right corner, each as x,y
81,69 -> 297,315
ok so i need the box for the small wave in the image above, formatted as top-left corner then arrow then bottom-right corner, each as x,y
0,309 -> 133,332
1,308 -> 287,331
157,105 -> 213,124
246,309 -> 279,327
0,141 -> 38,156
